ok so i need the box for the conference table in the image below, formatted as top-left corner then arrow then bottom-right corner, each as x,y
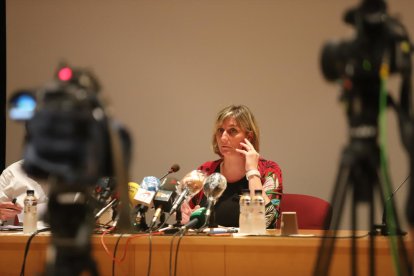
0,229 -> 411,276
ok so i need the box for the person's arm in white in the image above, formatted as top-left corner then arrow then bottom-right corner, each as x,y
0,162 -> 23,222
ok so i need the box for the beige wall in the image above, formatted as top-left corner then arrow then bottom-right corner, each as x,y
5,0 -> 414,230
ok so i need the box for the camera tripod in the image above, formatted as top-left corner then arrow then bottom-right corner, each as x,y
313,0 -> 413,274
313,133 -> 411,276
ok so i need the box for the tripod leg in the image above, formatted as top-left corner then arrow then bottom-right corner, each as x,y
369,186 -> 375,276
313,162 -> 351,276
377,168 -> 411,276
351,194 -> 357,276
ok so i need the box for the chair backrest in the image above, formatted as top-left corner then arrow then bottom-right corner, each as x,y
279,193 -> 331,230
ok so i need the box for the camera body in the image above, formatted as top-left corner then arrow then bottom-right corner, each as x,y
10,64 -> 112,186
8,63 -> 132,275
320,0 -> 412,82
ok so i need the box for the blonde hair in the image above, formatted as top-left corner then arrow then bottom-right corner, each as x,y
212,105 -> 260,155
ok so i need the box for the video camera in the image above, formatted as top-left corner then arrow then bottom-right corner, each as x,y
9,63 -> 117,186
320,0 -> 412,82
8,63 -> 132,275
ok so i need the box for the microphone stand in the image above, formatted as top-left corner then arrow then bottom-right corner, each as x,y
95,198 -> 118,221
159,171 -> 172,181
174,208 -> 182,227
132,205 -> 149,232
159,164 -> 180,181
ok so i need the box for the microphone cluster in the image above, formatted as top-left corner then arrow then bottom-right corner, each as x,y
93,177 -> 119,223
124,165 -> 228,233
126,164 -> 180,231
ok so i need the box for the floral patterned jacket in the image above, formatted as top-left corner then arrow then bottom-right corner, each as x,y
190,158 -> 283,228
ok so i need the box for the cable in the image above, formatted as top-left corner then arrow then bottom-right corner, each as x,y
379,60 -> 401,276
387,174 -> 410,201
112,233 -> 124,276
147,231 -> 153,276
100,228 -> 162,264
173,230 -> 186,276
156,213 -> 171,231
19,227 -> 51,276
169,231 -> 181,276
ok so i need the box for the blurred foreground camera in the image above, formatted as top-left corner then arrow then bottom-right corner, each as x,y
8,63 -> 132,275
10,63 -> 114,185
320,0 -> 412,82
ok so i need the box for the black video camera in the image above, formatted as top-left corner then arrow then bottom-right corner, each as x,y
8,63 -> 132,275
320,0 -> 412,82
9,63 -> 115,186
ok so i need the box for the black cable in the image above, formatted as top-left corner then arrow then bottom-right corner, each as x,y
112,233 -> 124,276
387,174 -> 410,201
173,230 -> 186,276
156,214 -> 170,231
20,227 -> 51,276
169,231 -> 181,276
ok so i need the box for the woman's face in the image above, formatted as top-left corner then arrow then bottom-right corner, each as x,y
215,117 -> 248,157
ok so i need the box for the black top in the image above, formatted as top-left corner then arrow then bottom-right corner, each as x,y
199,166 -> 248,227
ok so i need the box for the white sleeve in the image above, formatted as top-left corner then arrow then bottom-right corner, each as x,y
0,165 -> 15,202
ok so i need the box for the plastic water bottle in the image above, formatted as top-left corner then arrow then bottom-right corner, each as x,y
251,189 -> 266,235
23,190 -> 38,233
239,189 -> 252,234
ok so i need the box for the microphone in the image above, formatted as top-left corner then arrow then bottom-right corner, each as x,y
93,177 -> 118,223
95,197 -> 118,221
128,181 -> 140,207
181,207 -> 207,230
133,176 -> 161,206
94,177 -> 117,204
159,177 -> 179,191
201,173 -> 227,229
169,170 -> 206,216
149,177 -> 178,229
159,164 -> 180,181
128,177 -> 160,231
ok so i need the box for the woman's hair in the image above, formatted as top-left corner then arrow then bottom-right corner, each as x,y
212,105 -> 260,155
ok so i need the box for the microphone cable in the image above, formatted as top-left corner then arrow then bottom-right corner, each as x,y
173,229 -> 187,276
112,233 -> 124,276
147,230 -> 153,276
19,227 -> 51,276
169,230 -> 181,276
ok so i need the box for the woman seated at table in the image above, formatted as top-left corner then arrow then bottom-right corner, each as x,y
182,104 -> 283,228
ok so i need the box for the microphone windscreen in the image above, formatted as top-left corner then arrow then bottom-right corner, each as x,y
170,164 -> 180,173
140,176 -> 161,191
188,207 -> 207,229
128,182 -> 140,206
179,170 -> 206,196
203,173 -> 227,199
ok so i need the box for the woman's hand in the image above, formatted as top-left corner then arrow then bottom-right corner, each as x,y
0,201 -> 22,221
236,138 -> 260,171
180,200 -> 200,224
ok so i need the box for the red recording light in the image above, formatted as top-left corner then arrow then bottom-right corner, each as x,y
58,67 -> 73,81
